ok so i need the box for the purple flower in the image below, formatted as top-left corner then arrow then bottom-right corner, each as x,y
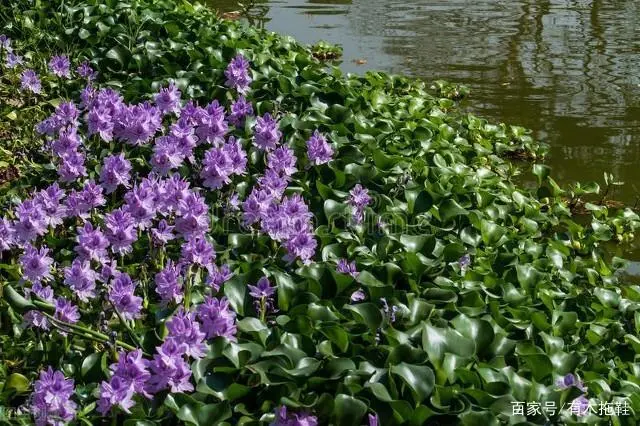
175,192 -> 210,239
180,236 -> 215,267
369,414 -> 379,426
306,131 -> 333,165
55,101 -> 80,127
20,69 -> 42,94
87,104 -> 116,141
97,375 -> 136,415
58,150 -> 87,182
253,113 -> 282,151
191,100 -> 228,145
284,231 -> 317,265
63,259 -> 98,302
155,260 -> 183,305
242,188 -> 273,226
109,273 -> 143,321
270,406 -> 318,426
31,367 -> 77,425
20,244 -> 54,283
0,217 -> 15,251
226,192 -> 241,212
200,146 -> 233,189
248,276 -> 277,318
223,137 -> 247,175
76,61 -> 96,80
23,283 -> 54,330
75,222 -> 109,262
104,207 -> 137,255
34,183 -> 68,228
224,54 -> 253,94
6,52 -> 23,69
51,127 -> 82,156
337,259 -> 359,278
65,181 -> 105,220
124,180 -> 158,229
381,298 -> 399,323
0,35 -> 10,51
165,309 -> 207,359
459,254 -> 471,270
113,102 -> 162,146
556,373 -> 587,392
54,297 -> 80,324
150,219 -> 175,246
248,276 -> 276,299
228,96 -> 253,126
257,169 -> 289,199
197,296 -> 237,341
268,146 -> 297,176
99,258 -> 118,283
154,83 -> 181,115
350,288 -> 366,302
49,55 -> 71,78
569,395 -> 590,417
169,118 -> 198,159
13,199 -> 48,243
348,184 -> 372,224
100,153 -> 132,194
151,136 -> 185,175
98,349 -> 150,414
206,264 -> 233,292
145,339 -> 193,394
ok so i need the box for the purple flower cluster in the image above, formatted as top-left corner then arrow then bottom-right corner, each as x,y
76,61 -> 96,80
20,244 -> 54,283
8,51 -> 336,422
20,69 -> 42,94
206,263 -> 233,291
242,149 -> 317,264
271,406 -> 318,426
200,137 -> 247,189
49,55 -> 71,78
100,154 -> 132,194
75,222 -> 109,262
197,296 -> 237,340
348,184 -> 372,224
337,259 -> 358,278
224,54 -> 252,94
63,259 -> 98,301
248,276 -> 277,317
98,349 -> 150,414
54,297 -> 81,325
253,113 -> 282,151
23,283 -> 54,330
556,373 -> 589,416
31,368 -> 77,425
229,96 -> 254,126
155,260 -> 183,304
154,82 -> 181,115
108,273 -> 142,321
306,131 -> 333,165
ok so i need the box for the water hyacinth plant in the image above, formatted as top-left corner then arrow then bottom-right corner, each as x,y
0,1 -> 639,425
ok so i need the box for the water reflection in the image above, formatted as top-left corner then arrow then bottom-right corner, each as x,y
210,0 -> 640,204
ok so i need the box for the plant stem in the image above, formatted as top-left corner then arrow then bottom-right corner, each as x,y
40,311 -> 139,352
108,299 -> 144,349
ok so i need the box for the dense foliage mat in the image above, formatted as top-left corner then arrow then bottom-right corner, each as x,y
1,1 -> 640,425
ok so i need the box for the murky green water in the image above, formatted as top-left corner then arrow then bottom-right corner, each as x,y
212,0 -> 640,205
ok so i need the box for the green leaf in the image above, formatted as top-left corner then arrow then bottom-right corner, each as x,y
344,303 -> 382,331
333,394 -> 368,426
390,362 -> 435,403
5,373 -> 30,394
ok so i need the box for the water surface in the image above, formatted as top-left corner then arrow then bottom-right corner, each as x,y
213,0 -> 640,205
